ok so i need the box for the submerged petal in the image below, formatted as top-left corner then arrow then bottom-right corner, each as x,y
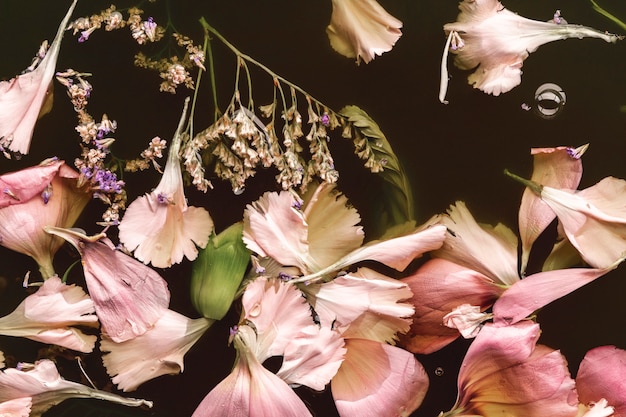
576,346 -> 626,416
327,0 -> 402,64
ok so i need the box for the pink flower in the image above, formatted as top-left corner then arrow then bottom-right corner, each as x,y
441,321 -> 578,417
243,183 -> 445,284
576,346 -> 626,416
44,227 -> 170,343
119,98 -> 214,268
0,0 -> 77,155
439,0 -> 620,102
101,309 -> 213,391
327,0 -> 402,64
0,159 -> 91,278
0,397 -> 31,417
0,276 -> 98,353
0,359 -> 152,416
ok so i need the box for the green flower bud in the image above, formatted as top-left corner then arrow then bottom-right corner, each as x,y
190,222 -> 250,320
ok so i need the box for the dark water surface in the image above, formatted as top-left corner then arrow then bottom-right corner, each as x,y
1,1 -> 626,416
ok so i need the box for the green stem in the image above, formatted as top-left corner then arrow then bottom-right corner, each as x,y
589,0 -> 626,31
503,169 -> 543,196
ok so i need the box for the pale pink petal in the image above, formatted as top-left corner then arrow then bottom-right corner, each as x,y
241,277 -> 314,360
119,99 -> 213,268
0,359 -> 152,414
0,159 -> 90,277
578,399 -> 615,417
519,145 -> 587,274
45,227 -> 170,343
303,183 -> 363,268
444,0 -> 619,97
277,325 -> 345,391
493,261 -> 622,326
327,0 -> 402,64
101,309 -> 212,391
443,304 -> 490,339
335,223 -> 446,272
448,322 -> 578,417
577,346 -> 626,416
243,191 -> 311,273
539,177 -> 626,268
0,397 -> 31,417
301,268 -> 413,342
0,276 -> 98,352
399,258 -> 504,354
0,0 -> 77,155
434,201 -> 519,285
192,325 -> 312,417
331,339 -> 428,417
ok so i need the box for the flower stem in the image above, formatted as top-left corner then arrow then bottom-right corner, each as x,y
589,0 -> 626,31
503,169 -> 543,196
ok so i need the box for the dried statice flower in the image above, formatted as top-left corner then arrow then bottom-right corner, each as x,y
173,33 -> 207,70
135,54 -> 196,94
67,5 -> 127,42
127,8 -> 164,44
125,136 -> 167,172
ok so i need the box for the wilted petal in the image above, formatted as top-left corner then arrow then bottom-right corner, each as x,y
332,339 -> 428,417
578,399 -> 615,417
0,397 -> 31,417
243,190 -> 312,273
0,276 -> 98,352
192,325 -> 312,417
0,159 -> 90,278
493,259 -> 623,326
443,303 -> 490,339
45,227 -> 170,342
434,201 -> 519,286
0,359 -> 152,416
400,258 -> 504,354
444,321 -> 578,417
277,325 -> 345,391
519,145 -> 587,274
301,268 -> 413,342
577,346 -> 626,416
327,0 -> 402,64
0,0 -> 77,155
443,0 -> 620,97
101,309 -> 213,392
241,277 -> 314,360
119,98 -> 213,268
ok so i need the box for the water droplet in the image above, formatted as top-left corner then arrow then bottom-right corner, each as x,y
248,303 -> 261,317
434,367 -> 444,377
233,186 -> 245,195
534,83 -> 566,119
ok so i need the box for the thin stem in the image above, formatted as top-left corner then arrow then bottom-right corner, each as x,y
205,30 -> 221,120
589,0 -> 626,31
504,169 -> 543,196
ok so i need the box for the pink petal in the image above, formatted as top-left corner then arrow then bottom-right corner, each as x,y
101,309 -> 212,391
0,397 -> 32,417
331,339 -> 428,417
301,268 -> 413,342
399,258 -> 504,354
45,227 -> 170,343
519,145 -> 586,274
434,201 -> 519,286
0,159 -> 65,208
540,177 -> 626,268
241,278 -> 314,360
243,191 -> 310,273
337,223 -> 446,272
192,325 -> 312,417
277,325 -> 346,391
0,0 -> 77,155
493,262 -> 620,326
327,0 -> 402,64
450,322 -> 578,417
304,183 -> 364,268
577,346 -> 626,416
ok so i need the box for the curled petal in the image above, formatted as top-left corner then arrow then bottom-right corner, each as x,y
327,0 -> 402,64
0,0 -> 77,155
0,397 -> 31,417
331,339 -> 428,417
